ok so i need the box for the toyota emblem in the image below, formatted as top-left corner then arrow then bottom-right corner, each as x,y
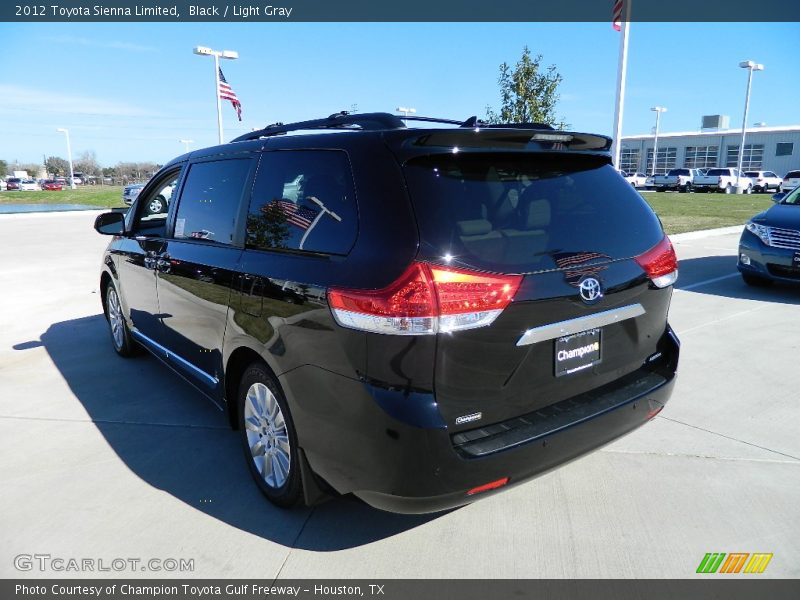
578,277 -> 603,304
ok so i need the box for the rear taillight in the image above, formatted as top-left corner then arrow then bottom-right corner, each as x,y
635,235 -> 678,288
328,262 -> 522,335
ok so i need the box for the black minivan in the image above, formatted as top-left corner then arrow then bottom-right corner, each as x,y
94,112 -> 679,513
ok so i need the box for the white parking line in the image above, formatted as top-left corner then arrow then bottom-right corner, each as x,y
676,272 -> 740,291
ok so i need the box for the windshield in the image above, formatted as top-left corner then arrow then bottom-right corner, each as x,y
781,187 -> 800,205
403,153 -> 664,274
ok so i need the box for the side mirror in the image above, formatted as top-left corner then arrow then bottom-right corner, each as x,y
771,192 -> 786,204
94,211 -> 126,235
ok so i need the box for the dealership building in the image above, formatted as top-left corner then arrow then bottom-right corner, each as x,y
619,115 -> 800,177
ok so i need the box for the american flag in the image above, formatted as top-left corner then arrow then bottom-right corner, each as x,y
612,0 -> 623,31
267,200 -> 318,230
554,252 -> 611,287
218,67 -> 242,121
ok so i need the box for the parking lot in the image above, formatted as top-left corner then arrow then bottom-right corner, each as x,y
1,210 -> 798,579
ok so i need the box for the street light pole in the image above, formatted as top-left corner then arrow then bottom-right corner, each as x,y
650,107 -> 667,177
194,46 -> 239,145
735,60 -> 764,190
179,139 -> 194,153
56,128 -> 75,190
396,106 -> 416,122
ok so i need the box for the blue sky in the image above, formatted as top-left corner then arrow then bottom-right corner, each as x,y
0,21 -> 797,167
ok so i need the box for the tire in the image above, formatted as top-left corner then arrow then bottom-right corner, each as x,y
682,183 -> 692,193
237,362 -> 302,508
105,280 -> 138,357
724,184 -> 733,194
145,195 -> 166,216
746,185 -> 752,194
656,187 -> 665,192
741,272 -> 772,287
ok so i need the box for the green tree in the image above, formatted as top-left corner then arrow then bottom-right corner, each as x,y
45,156 -> 69,177
0,160 -> 7,177
485,47 -> 567,128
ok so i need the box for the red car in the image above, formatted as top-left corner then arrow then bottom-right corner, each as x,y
6,177 -> 21,190
42,180 -> 63,191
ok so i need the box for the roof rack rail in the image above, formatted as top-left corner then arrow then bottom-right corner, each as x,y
231,111 -> 558,143
231,112 -> 407,142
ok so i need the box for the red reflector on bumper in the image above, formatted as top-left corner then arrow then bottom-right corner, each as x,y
466,477 -> 509,496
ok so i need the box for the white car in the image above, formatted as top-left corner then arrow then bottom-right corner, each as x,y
745,171 -> 782,193
781,170 -> 800,194
625,172 -> 648,188
20,179 -> 40,191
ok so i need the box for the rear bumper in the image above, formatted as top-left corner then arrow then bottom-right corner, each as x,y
281,326 -> 679,514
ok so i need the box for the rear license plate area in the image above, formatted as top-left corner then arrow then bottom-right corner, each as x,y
555,328 -> 602,377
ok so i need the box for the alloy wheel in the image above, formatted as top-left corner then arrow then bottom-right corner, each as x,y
243,382 -> 291,489
107,286 -> 124,350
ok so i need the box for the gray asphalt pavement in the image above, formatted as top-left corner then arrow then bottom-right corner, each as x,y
1,211 -> 798,578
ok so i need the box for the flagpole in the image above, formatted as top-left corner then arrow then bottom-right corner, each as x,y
214,53 -> 224,144
610,2 -> 631,168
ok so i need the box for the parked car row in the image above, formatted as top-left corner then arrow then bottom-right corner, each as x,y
629,168 -> 799,194
0,178 -> 66,192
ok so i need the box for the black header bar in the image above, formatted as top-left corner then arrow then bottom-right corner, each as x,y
3,0 -> 800,22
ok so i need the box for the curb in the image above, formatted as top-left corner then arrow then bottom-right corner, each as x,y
670,225 -> 744,241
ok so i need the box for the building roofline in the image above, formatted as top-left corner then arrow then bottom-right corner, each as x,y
622,124 -> 800,141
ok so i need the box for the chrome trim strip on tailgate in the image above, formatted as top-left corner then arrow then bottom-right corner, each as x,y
516,303 -> 645,346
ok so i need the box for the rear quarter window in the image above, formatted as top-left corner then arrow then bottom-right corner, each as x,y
246,150 -> 358,255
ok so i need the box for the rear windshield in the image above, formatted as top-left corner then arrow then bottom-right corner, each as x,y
787,171 -> 800,178
706,169 -> 728,176
745,172 -> 759,177
668,169 -> 689,176
403,153 -> 664,274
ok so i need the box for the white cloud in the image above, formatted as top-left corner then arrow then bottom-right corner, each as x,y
43,35 -> 157,53
0,84 -> 156,118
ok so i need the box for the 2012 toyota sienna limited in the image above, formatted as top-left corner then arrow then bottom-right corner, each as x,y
94,112 -> 680,513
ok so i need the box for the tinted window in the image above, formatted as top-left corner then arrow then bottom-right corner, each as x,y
776,142 -> 793,157
706,169 -> 728,176
403,153 -> 664,274
173,159 -> 252,245
246,150 -> 358,255
745,172 -> 759,178
787,171 -> 800,178
129,170 -> 181,235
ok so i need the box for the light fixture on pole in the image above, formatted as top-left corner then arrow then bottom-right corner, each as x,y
193,46 -> 239,144
735,60 -> 764,191
650,106 -> 667,177
179,139 -> 194,153
56,128 -> 76,190
396,106 -> 416,121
